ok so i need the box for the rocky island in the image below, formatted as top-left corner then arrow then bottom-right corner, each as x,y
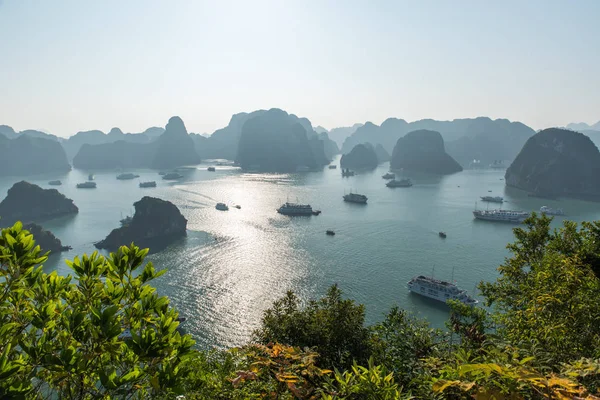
73,117 -> 200,170
236,109 -> 325,172
95,196 -> 187,251
340,144 -> 379,170
390,130 -> 463,174
0,134 -> 71,176
505,128 -> 600,200
23,223 -> 71,253
0,181 -> 78,225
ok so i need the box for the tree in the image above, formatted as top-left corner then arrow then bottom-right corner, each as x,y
0,222 -> 195,398
479,213 -> 600,365
253,285 -> 371,370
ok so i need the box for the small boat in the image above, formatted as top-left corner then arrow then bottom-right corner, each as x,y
326,230 -> 335,236
343,192 -> 368,204
216,203 -> 229,211
480,196 -> 504,203
77,182 -> 97,189
235,205 -> 241,209
540,206 -> 565,216
382,172 -> 395,180
312,210 -> 322,216
439,232 -> 447,238
48,180 -> 62,186
386,178 -> 413,188
88,174 -> 94,181
117,173 -> 140,180
328,165 -> 337,169
162,172 -> 183,180
207,167 -> 216,172
139,181 -> 157,188
341,169 -> 355,177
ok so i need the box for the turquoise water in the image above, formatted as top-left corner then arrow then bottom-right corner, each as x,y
2,157 -> 599,349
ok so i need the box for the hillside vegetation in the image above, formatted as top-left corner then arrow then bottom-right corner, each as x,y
1,213 -> 599,399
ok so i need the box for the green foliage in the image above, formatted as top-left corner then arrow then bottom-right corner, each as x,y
3,213 -> 600,399
253,285 -> 371,370
370,306 -> 446,391
480,213 -> 600,366
0,222 -> 194,398
322,358 -> 409,400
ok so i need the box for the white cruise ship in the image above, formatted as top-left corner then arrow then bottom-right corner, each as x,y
407,275 -> 478,305
473,209 -> 529,223
277,202 -> 313,216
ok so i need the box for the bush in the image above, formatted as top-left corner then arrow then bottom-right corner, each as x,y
253,285 -> 371,370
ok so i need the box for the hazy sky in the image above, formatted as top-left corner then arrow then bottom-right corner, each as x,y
1,0 -> 599,137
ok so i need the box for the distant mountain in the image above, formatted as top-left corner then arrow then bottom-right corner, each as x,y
72,117 -> 199,170
340,144 -> 378,170
390,130 -> 462,175
63,126 -> 164,160
151,117 -> 201,169
194,109 -> 338,162
342,117 -> 535,168
566,121 -> 600,131
0,125 -> 16,139
582,130 -> 600,148
236,108 -> 329,172
314,126 -> 328,134
374,144 -> 390,163
506,128 -> 600,200
0,125 -> 59,141
195,111 -> 264,160
326,124 -> 364,147
0,134 -> 71,176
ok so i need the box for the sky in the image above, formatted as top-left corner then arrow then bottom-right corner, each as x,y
1,0 -> 599,137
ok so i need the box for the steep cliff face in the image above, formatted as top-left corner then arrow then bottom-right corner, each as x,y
340,144 -> 379,170
505,128 -> 600,199
318,132 -> 340,160
24,223 -> 71,253
95,196 -> 187,250
198,109 -> 337,162
0,181 -> 78,225
390,130 -> 462,174
0,134 -> 70,176
374,144 -> 390,163
151,117 -> 202,169
236,109 -> 322,172
72,117 -> 200,170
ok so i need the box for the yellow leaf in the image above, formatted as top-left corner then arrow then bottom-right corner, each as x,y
432,380 -> 461,392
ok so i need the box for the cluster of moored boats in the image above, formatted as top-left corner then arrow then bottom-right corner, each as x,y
51,170 -> 190,189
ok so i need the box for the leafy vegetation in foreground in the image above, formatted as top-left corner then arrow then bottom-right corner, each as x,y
1,213 -> 600,399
